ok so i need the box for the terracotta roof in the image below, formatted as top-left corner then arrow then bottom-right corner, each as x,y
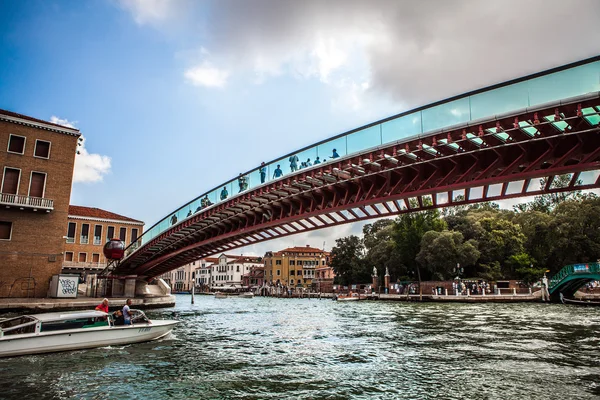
0,108 -> 80,132
227,256 -> 262,264
69,205 -> 144,224
281,246 -> 327,254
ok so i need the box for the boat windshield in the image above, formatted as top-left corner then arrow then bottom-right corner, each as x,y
0,316 -> 37,336
40,316 -> 109,332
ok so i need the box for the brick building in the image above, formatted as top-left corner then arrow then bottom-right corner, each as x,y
0,109 -> 80,297
62,205 -> 144,275
263,245 -> 330,289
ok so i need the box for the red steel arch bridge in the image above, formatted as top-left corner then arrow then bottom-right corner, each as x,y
110,56 -> 600,280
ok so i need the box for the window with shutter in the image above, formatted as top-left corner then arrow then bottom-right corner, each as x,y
0,221 -> 12,240
29,172 -> 46,198
67,222 -> 76,243
2,168 -> 20,194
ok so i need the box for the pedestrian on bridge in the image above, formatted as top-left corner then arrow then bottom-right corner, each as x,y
259,162 -> 266,183
289,154 -> 299,171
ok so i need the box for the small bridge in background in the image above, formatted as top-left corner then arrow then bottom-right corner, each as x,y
109,56 -> 600,280
549,262 -> 600,299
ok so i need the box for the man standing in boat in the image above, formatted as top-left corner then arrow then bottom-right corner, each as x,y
123,299 -> 133,325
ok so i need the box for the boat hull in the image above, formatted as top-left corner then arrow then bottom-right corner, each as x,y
0,320 -> 178,358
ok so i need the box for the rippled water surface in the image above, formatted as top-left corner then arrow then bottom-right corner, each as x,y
1,295 -> 600,399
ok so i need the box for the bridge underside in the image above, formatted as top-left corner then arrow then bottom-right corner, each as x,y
550,275 -> 600,300
116,95 -> 600,280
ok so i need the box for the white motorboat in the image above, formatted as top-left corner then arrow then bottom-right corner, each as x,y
239,292 -> 254,298
0,309 -> 178,358
335,292 -> 361,302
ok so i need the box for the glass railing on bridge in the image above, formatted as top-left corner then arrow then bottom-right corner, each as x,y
126,58 -> 600,257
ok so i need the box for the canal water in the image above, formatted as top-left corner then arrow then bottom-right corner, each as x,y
1,295 -> 599,399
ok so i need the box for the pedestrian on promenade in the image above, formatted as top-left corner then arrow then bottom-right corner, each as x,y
273,165 -> 283,179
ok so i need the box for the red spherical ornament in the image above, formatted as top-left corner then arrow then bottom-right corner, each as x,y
103,239 -> 125,260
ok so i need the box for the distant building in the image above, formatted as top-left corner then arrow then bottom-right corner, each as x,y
242,264 -> 265,289
211,254 -> 242,290
263,245 -> 330,289
194,257 -> 218,289
62,205 -> 144,275
158,260 -> 197,292
232,256 -> 263,288
0,109 -> 80,297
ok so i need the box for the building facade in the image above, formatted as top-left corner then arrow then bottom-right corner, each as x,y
194,257 -> 218,290
62,205 -> 144,275
158,260 -> 198,292
241,264 -> 265,289
0,109 -> 80,297
263,245 -> 330,289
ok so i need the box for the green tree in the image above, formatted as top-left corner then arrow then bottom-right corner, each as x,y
416,230 -> 480,280
363,219 -> 403,280
392,209 -> 446,280
476,217 -> 525,278
330,235 -> 369,286
545,196 -> 600,271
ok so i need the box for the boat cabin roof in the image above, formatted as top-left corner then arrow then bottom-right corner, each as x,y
30,310 -> 108,322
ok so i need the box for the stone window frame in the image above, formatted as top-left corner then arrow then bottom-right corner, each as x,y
33,139 -> 51,159
7,134 -> 26,155
1,166 -> 22,195
27,170 -> 47,198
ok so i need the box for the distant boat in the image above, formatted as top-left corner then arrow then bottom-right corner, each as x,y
0,309 -> 178,358
335,292 -> 360,302
239,292 -> 254,299
214,292 -> 228,299
560,293 -> 600,306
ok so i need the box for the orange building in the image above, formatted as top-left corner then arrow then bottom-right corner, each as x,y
0,109 -> 80,297
62,206 -> 144,275
263,245 -> 331,289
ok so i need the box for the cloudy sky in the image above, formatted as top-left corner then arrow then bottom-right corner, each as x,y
1,0 -> 599,255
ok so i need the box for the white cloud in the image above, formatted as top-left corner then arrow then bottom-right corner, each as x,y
184,63 -> 229,88
117,0 -> 182,26
49,116 -> 112,183
50,116 -> 77,129
118,0 -> 600,112
73,135 -> 112,184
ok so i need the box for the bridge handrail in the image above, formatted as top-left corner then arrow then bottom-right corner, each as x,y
125,56 -> 600,259
549,262 -> 600,289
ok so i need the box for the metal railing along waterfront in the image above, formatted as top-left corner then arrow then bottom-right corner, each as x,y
549,262 -> 600,290
0,193 -> 54,210
125,56 -> 600,258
